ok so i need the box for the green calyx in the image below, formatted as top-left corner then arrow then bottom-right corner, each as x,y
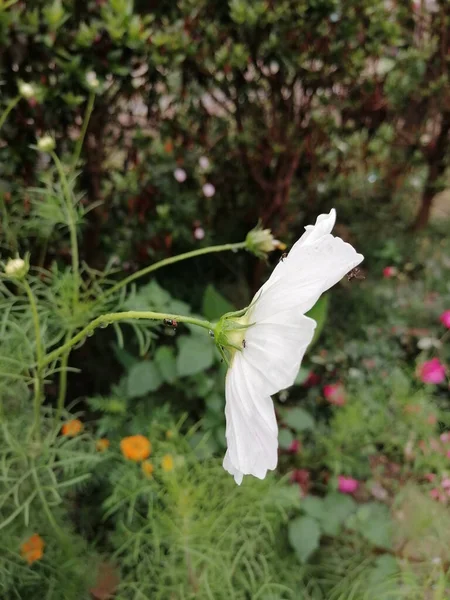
214,307 -> 252,365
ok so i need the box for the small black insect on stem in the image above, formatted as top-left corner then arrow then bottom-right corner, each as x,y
164,318 -> 178,330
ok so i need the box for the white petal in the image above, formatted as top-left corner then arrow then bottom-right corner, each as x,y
295,208 -> 336,249
223,352 -> 278,484
252,233 -> 363,322
243,311 -> 316,395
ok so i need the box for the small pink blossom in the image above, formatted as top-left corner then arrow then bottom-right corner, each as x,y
199,156 -> 210,170
430,488 -> 441,500
383,266 -> 397,278
442,478 -> 450,489
440,311 -> 450,329
441,432 -> 450,443
173,168 -> 187,183
290,469 -> 310,496
323,383 -> 346,406
424,473 -> 436,482
194,227 -> 205,240
202,183 -> 216,198
288,439 -> 301,454
418,358 -> 446,385
338,476 -> 360,494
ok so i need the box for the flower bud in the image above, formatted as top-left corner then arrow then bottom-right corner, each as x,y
85,71 -> 100,90
4,256 -> 28,279
18,81 -> 36,100
37,135 -> 56,152
246,224 -> 286,258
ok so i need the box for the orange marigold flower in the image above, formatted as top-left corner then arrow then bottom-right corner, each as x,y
120,435 -> 151,461
96,438 -> 110,452
61,419 -> 83,437
142,460 -> 154,478
161,454 -> 174,472
21,534 -> 44,565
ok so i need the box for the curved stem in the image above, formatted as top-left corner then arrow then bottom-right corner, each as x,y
50,151 -> 79,308
42,311 -> 214,367
98,241 -> 247,305
55,329 -> 73,424
23,281 -> 44,438
71,91 -> 95,170
0,95 -> 20,132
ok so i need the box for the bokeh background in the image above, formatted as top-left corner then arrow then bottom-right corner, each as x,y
1,1 -> 450,598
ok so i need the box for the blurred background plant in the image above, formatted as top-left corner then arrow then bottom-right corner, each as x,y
0,0 -> 449,598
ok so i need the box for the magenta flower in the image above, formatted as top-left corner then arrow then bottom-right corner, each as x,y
323,383 -> 346,406
383,266 -> 397,278
287,439 -> 301,454
338,476 -> 359,494
440,311 -> 450,329
418,358 -> 446,385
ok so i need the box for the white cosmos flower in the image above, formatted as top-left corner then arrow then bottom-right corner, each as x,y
219,209 -> 363,484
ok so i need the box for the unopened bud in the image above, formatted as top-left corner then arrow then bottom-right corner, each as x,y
37,135 -> 56,152
4,257 -> 28,279
86,71 -> 100,90
246,225 -> 286,258
18,81 -> 36,100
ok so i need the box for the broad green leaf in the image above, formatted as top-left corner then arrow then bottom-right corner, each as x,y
288,516 -> 321,563
355,503 -> 392,549
127,361 -> 163,397
154,346 -> 176,384
278,428 -> 294,449
202,284 -> 235,321
176,336 -> 214,377
301,496 -> 325,520
283,408 -> 315,432
305,295 -> 329,348
321,492 -> 357,536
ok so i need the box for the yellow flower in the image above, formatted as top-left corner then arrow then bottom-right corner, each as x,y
165,430 -> 174,440
120,435 -> 151,462
96,438 -> 110,452
141,460 -> 154,478
21,534 -> 44,565
161,454 -> 174,472
61,419 -> 83,437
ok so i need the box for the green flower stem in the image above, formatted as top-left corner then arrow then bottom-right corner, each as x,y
0,94 -> 20,132
98,241 -> 247,305
71,91 -> 95,170
50,151 -> 80,308
24,281 -> 44,437
55,328 -> 74,423
42,311 -> 214,367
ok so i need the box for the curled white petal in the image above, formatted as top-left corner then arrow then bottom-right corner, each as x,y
223,352 -> 278,484
253,233 -> 363,322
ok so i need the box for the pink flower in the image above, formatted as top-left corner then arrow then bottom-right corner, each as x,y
418,358 -> 446,385
424,473 -> 436,482
194,226 -> 205,240
441,432 -> 450,443
202,183 -> 216,198
440,311 -> 450,329
173,168 -> 187,183
338,476 -> 359,494
383,266 -> 397,278
442,478 -> 450,489
288,439 -> 301,454
290,469 -> 310,496
323,383 -> 346,406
